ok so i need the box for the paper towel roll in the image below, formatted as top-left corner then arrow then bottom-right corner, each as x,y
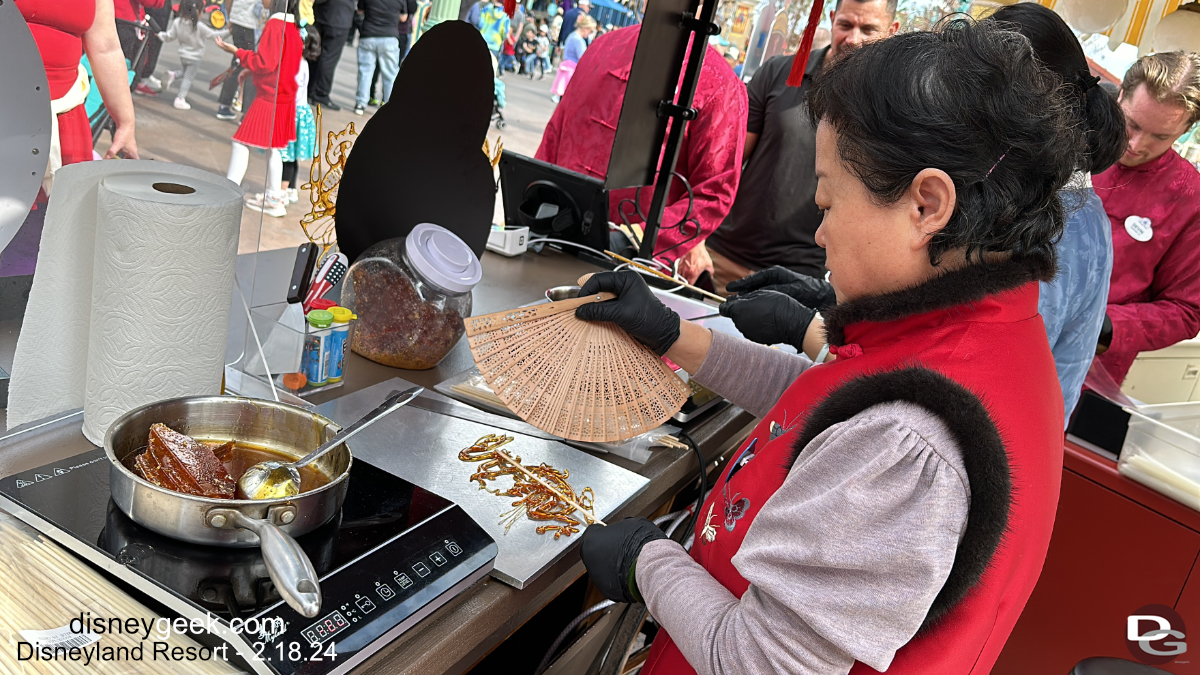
7,161 -> 243,445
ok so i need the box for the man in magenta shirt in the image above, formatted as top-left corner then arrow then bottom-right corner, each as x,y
536,24 -> 747,282
1095,51 -> 1200,384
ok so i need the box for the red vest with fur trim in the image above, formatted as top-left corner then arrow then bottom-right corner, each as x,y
641,276 -> 1064,675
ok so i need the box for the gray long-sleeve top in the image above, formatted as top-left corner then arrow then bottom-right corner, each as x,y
157,18 -> 229,63
636,330 -> 971,674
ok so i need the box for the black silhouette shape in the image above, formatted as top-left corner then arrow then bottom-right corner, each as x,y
336,21 -> 495,262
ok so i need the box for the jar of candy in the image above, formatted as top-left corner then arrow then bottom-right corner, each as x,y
340,223 -> 482,370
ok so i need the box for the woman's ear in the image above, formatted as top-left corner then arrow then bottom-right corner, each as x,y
909,168 -> 956,242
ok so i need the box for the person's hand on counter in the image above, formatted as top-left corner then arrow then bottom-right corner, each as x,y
726,266 -> 837,311
579,517 -> 667,604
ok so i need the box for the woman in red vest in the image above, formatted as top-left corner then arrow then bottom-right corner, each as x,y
575,19 -> 1082,675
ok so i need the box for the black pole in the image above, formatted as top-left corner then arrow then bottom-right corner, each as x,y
636,2 -> 720,260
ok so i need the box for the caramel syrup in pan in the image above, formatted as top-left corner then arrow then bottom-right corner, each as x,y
127,442 -> 332,495
217,443 -> 332,493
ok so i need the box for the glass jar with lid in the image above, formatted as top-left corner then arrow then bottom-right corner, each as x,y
339,223 -> 482,370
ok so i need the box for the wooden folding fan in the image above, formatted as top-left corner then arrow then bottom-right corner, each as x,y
464,290 -> 691,442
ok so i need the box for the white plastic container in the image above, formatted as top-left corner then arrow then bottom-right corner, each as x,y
1118,401 -> 1200,511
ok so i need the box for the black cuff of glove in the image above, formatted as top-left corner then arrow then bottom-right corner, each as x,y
580,517 -> 667,604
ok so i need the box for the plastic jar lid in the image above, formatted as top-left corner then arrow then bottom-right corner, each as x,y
310,298 -> 338,311
405,223 -> 482,294
307,309 -> 334,329
329,307 -> 357,323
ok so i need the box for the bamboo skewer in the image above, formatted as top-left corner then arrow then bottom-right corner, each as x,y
492,448 -> 606,526
605,250 -> 727,304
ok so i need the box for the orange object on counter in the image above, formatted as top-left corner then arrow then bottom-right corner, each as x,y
282,372 -> 308,390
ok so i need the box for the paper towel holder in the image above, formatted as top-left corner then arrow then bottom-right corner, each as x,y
152,182 -> 196,195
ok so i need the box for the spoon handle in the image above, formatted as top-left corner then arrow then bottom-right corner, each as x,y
294,386 -> 424,468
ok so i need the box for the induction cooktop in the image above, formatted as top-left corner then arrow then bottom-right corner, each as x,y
0,438 -> 497,675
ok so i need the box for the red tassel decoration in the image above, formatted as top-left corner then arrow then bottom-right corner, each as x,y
786,0 -> 825,87
505,0 -> 517,17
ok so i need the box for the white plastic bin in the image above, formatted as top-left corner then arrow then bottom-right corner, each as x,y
1118,401 -> 1200,511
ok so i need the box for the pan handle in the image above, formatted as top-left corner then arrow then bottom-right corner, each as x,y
208,508 -> 322,618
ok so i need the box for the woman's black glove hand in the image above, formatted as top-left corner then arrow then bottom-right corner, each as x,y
575,271 -> 681,355
726,266 -> 837,312
580,517 -> 667,604
719,290 -> 816,351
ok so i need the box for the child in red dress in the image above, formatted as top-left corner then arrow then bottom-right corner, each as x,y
217,0 -> 302,218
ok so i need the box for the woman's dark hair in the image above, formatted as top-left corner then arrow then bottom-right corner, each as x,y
303,25 -> 322,61
807,17 -> 1084,276
179,0 -> 201,28
991,3 -> 1127,174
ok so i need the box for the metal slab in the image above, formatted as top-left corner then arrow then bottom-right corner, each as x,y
314,379 -> 650,589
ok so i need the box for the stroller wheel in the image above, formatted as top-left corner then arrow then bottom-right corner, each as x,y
495,120 -> 507,130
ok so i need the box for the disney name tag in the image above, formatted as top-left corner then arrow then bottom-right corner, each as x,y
1125,215 -> 1153,242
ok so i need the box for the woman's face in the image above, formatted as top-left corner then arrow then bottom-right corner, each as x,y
261,0 -> 272,11
813,120 -> 953,302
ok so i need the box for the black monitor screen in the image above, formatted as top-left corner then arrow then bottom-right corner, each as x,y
498,151 -> 611,255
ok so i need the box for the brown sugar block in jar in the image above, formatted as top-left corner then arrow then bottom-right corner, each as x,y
341,224 -> 482,370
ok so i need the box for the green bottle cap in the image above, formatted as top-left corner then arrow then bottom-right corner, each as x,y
307,309 -> 334,329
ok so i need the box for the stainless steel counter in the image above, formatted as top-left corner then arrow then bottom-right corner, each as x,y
0,246 -> 756,675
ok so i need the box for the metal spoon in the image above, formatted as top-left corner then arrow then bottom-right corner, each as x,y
238,386 -> 424,500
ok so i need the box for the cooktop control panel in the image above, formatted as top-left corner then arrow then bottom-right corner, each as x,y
247,508 -> 494,675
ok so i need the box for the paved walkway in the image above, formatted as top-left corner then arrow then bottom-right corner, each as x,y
101,35 -> 559,254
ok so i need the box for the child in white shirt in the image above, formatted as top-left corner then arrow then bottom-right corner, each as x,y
157,0 -> 229,109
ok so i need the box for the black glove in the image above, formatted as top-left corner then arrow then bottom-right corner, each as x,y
719,290 -> 817,351
726,266 -> 837,312
575,271 -> 681,355
580,517 -> 667,604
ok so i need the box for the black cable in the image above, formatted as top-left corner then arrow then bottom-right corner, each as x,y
678,430 -> 707,541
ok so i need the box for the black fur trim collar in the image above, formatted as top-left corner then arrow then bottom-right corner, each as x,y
790,367 -> 1011,633
822,257 -> 1053,346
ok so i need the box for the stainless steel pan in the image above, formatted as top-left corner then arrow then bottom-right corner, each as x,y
104,396 -> 352,618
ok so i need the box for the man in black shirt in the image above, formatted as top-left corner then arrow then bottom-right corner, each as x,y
705,0 -> 899,292
354,0 -> 404,114
310,0 -> 359,110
